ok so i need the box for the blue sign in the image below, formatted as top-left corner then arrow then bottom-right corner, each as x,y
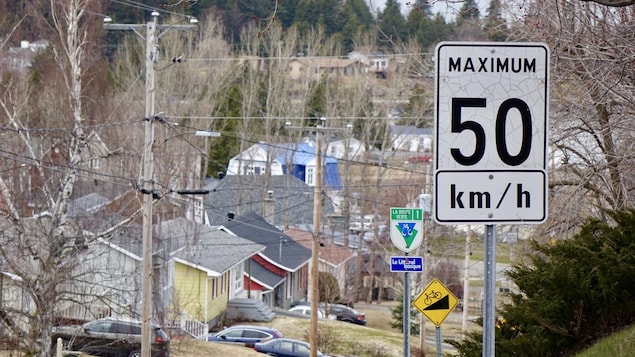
390,256 -> 423,272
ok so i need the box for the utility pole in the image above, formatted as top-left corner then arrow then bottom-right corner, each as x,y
310,129 -> 322,357
104,12 -> 197,357
286,120 -> 351,357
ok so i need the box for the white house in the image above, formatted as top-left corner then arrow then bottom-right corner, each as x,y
226,142 -> 342,190
326,137 -> 365,160
389,125 -> 432,152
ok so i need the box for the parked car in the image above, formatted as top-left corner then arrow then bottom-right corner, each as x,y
207,325 -> 283,346
323,303 -> 367,325
288,305 -> 326,319
407,155 -> 432,163
51,317 -> 170,357
253,338 -> 326,357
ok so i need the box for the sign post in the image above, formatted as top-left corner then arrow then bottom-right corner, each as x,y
434,42 -> 550,356
390,207 -> 424,357
413,278 -> 460,357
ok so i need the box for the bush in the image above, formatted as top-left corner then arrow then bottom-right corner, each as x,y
448,209 -> 635,356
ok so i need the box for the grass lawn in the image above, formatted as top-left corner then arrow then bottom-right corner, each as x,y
168,300 -> 470,357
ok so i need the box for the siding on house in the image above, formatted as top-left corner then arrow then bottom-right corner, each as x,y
219,212 -> 311,308
173,262 -> 212,321
288,57 -> 360,81
157,218 -> 265,324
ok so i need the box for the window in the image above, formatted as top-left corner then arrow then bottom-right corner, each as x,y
88,321 -> 111,333
306,167 -> 315,186
111,322 -> 141,334
295,342 -> 309,354
232,264 -> 244,292
212,279 -> 218,299
243,330 -> 267,339
222,329 -> 242,338
89,158 -> 100,169
275,340 -> 294,353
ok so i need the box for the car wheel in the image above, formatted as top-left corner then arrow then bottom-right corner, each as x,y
128,350 -> 141,357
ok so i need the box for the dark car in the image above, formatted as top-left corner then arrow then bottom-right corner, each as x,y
207,325 -> 283,346
324,304 -> 367,325
253,338 -> 326,357
51,317 -> 170,357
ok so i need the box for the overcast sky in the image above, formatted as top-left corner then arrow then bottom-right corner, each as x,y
365,0 -> 487,21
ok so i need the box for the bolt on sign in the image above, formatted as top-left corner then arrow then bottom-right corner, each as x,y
413,278 -> 459,327
389,207 -> 424,253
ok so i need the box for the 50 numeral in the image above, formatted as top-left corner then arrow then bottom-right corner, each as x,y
451,97 -> 532,166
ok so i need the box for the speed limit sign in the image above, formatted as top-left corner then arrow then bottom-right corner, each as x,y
434,42 -> 549,224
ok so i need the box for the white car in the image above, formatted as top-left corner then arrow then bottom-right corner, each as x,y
288,305 -> 325,319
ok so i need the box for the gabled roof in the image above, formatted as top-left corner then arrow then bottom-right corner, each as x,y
389,125 -> 432,136
285,228 -> 355,268
203,175 -> 334,227
156,217 -> 265,275
247,258 -> 285,290
68,193 -> 110,218
219,211 -> 311,272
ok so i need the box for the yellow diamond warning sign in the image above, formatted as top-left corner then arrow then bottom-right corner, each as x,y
413,278 -> 459,326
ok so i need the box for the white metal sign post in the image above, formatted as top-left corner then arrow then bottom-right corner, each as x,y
434,42 -> 549,357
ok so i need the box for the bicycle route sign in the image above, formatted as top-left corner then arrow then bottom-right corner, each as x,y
389,207 -> 424,253
434,42 -> 550,224
413,278 -> 459,326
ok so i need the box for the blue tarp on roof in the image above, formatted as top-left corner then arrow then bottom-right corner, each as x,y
258,142 -> 342,190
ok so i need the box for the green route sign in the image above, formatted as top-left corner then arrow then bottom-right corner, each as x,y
390,207 -> 424,253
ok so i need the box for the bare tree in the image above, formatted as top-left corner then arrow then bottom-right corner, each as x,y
511,2 -> 635,238
0,1 -> 142,354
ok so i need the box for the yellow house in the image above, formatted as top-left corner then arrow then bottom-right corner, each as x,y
155,218 -> 265,337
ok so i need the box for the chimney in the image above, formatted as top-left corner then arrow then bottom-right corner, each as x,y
227,211 -> 235,220
262,190 -> 275,226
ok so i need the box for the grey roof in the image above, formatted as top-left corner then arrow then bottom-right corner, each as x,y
389,125 -> 432,136
248,259 -> 285,290
203,175 -> 334,227
155,217 -> 265,274
68,193 -> 110,218
220,211 -> 311,272
105,222 -> 144,257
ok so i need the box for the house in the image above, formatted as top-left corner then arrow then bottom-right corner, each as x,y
288,57 -> 361,82
54,226 -> 143,325
153,218 -> 265,331
219,212 -> 311,309
325,137 -> 366,160
348,51 -> 392,79
285,228 -> 356,300
0,272 -> 32,337
203,174 -> 335,228
389,125 -> 432,152
0,40 -> 49,74
226,142 -> 342,190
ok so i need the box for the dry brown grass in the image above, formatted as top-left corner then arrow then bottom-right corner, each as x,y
13,301 -> 467,357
